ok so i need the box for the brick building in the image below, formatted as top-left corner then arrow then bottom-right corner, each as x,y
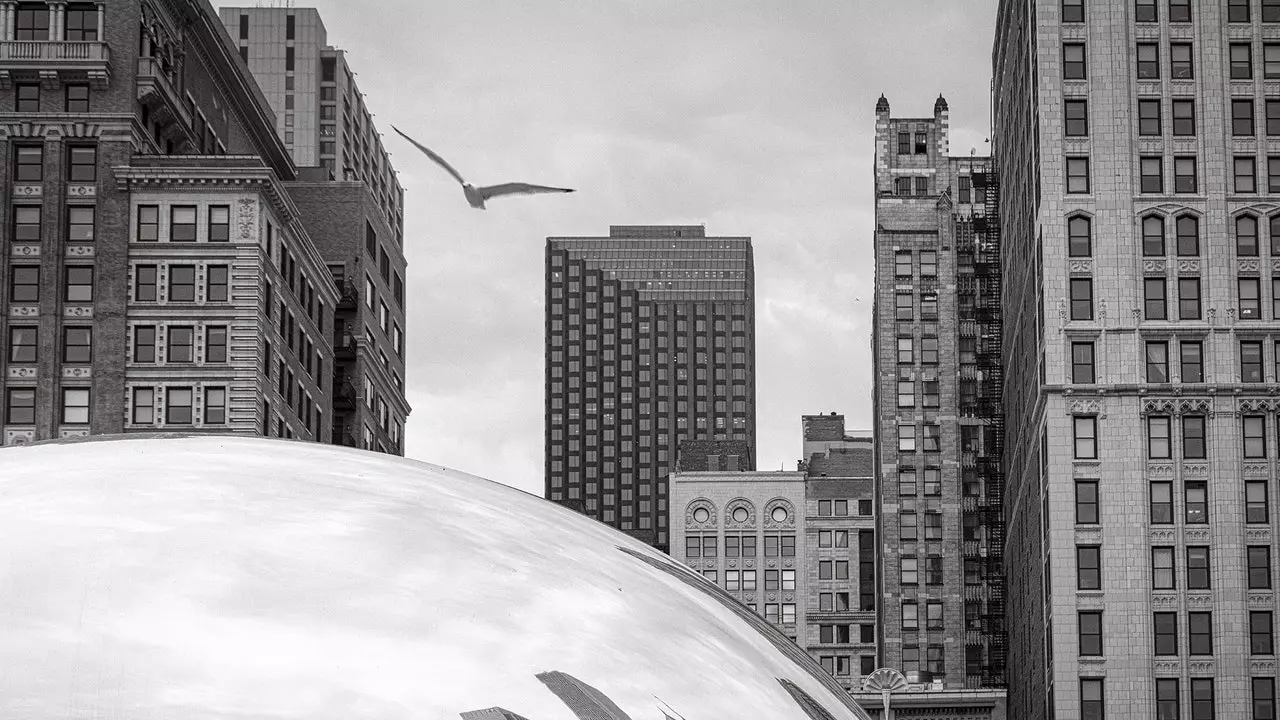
871,95 -> 1006,691
544,225 -> 756,552
993,0 -> 1280,717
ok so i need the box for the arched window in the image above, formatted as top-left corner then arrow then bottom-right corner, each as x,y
1068,215 -> 1092,257
1142,215 -> 1165,256
1238,214 -> 1260,256
1175,215 -> 1199,256
1268,215 -> 1280,256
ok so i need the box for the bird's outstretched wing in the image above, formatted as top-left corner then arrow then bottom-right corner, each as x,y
390,126 -> 468,186
477,182 -> 575,200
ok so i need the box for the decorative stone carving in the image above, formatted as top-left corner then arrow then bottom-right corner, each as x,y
724,499 -> 756,529
1249,594 -> 1274,607
1188,660 -> 1214,674
1178,259 -> 1201,273
685,498 -> 717,529
1068,398 -> 1104,416
63,306 -> 93,319
1240,398 -> 1277,414
1241,258 -> 1262,273
237,197 -> 256,241
10,244 -> 39,258
9,306 -> 38,318
1272,257 -> 1280,274
1186,594 -> 1213,607
763,498 -> 796,530
1143,399 -> 1177,416
1150,529 -> 1177,543
61,367 -> 92,379
58,429 -> 90,439
1152,594 -> 1179,608
1253,660 -> 1278,673
65,245 -> 95,258
65,184 -> 96,198
1143,259 -> 1167,273
12,184 -> 41,198
1154,660 -> 1181,674
3,429 -> 35,446
1182,463 -> 1209,476
7,367 -> 36,379
1184,528 -> 1211,543
1247,528 -> 1272,543
1244,464 -> 1272,478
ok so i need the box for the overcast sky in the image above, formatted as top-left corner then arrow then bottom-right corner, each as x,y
224,0 -> 999,494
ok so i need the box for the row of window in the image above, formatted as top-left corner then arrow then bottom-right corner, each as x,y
894,336 -> 941,365
131,264 -> 228,303
896,423 -> 943,452
1076,544 -> 1273,591
893,250 -> 939,278
129,386 -> 227,426
1073,338 -> 1280,385
128,324 -> 228,365
1077,676 -> 1271,720
12,145 -> 96,184
133,205 -> 232,243
1070,213 -> 1280,259
684,534 -> 796,558
14,83 -> 91,114
1061,0 -> 1276,24
817,655 -> 877,679
1079,609 -> 1274,660
1071,411 -> 1280,462
6,265 -> 95,304
11,204 -> 96,243
900,600 -> 945,631
13,2 -> 98,41
4,386 -> 91,425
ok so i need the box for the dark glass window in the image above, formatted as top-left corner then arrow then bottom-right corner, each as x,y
1064,43 -> 1087,79
1179,278 -> 1201,319
1079,611 -> 1103,655
1141,157 -> 1164,193
1077,546 -> 1101,589
132,325 -> 156,363
1139,99 -> 1162,136
64,265 -> 92,303
1069,215 -> 1092,256
1065,99 -> 1089,136
1157,679 -> 1180,720
1187,546 -> 1211,588
1234,43 -> 1255,79
1062,0 -> 1084,22
136,205 -> 159,242
1169,0 -> 1191,21
1070,278 -> 1093,320
15,83 -> 38,112
168,265 -> 195,302
1136,0 -> 1157,22
12,205 -> 40,243
62,326 -> 91,363
1075,480 -> 1098,524
1243,340 -> 1265,381
1181,341 -> 1203,382
1172,99 -> 1196,136
1147,342 -> 1170,384
166,387 -> 193,425
208,205 -> 230,242
1171,43 -> 1194,79
65,3 -> 98,41
14,145 -> 42,182
1176,215 -> 1199,255
15,3 -> 50,40
1154,612 -> 1178,655
1253,612 -> 1274,655
1137,43 -> 1160,77
67,206 -> 93,242
1239,157 -> 1260,194
1250,546 -> 1272,589
1081,679 -> 1104,720
1151,481 -> 1173,523
67,146 -> 95,183
1231,0 -> 1252,22
170,206 -> 196,242
1174,156 -> 1198,193
1143,215 -> 1165,255
1072,342 -> 1095,383
8,326 -> 36,363
1236,99 -> 1257,136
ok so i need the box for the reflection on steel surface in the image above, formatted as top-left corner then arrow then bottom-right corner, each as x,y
0,435 -> 872,719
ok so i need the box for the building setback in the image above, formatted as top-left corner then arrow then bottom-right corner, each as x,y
994,1 -> 1280,718
545,225 -> 756,551
871,96 -> 1006,691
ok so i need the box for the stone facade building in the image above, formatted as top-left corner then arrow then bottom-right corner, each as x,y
872,96 -> 1006,691
994,0 -> 1280,717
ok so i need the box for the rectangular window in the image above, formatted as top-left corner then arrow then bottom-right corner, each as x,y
285,46 -> 295,71
207,265 -> 229,302
1236,99 -> 1257,136
1149,416 -> 1172,458
285,13 -> 295,39
1174,156 -> 1198,193
1153,547 -> 1175,589
166,387 -> 193,425
66,146 -> 95,183
132,325 -> 156,363
206,326 -> 228,364
170,206 -> 196,242
134,265 -> 157,302
1072,342 -> 1095,383
208,205 -> 230,242
898,424 -> 915,452
12,205 -> 40,243
1188,612 -> 1213,655
1268,44 -> 1280,78
66,206 -> 94,242
1139,98 -> 1162,136
1187,546 -> 1211,589
1079,610 -> 1103,656
1239,157 -> 1259,193
131,387 -> 154,425
1186,480 -> 1208,524
1171,43 -> 1194,78
1169,0 -> 1191,21
136,205 -> 159,242
15,145 -> 42,182
61,388 -> 89,425
15,82 -> 38,112
1138,42 -> 1160,77
1181,341 -> 1204,382
1173,99 -> 1196,136
1070,278 -> 1093,320
1190,679 -> 1213,720
1253,612 -> 1274,655
1075,416 -> 1098,459
1152,481 -> 1174,523
1147,342 -> 1169,383
897,132 -> 910,154
1067,156 -> 1090,193
169,265 -> 195,302
62,327 -> 90,363
1069,216 -> 1092,256
10,265 -> 38,303
7,326 -> 36,364
1242,278 -> 1263,319
1241,216 -> 1261,255
64,266 -> 92,303
1063,0 -> 1084,22
1183,415 -> 1207,459
1065,99 -> 1089,136
5,387 -> 35,424
1145,278 -> 1167,319
167,326 -> 194,363
1081,678 -> 1104,720
1248,481 -> 1270,523
1179,278 -> 1201,320
1077,546 -> 1101,590
1243,341 -> 1265,382
1141,156 -> 1164,193
1254,678 -> 1275,720
1269,100 -> 1280,136
1155,612 -> 1179,655
1234,43 -> 1256,79
1250,546 -> 1273,589
1076,480 -> 1099,524
1157,680 -> 1180,720
1232,0 -> 1253,21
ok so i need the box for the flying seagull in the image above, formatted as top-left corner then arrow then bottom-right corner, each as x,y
391,126 -> 574,210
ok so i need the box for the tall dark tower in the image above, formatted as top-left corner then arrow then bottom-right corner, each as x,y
545,225 -> 756,552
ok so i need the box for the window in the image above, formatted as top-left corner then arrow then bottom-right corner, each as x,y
1248,481 -> 1270,523
897,379 -> 914,408
1181,341 -> 1203,382
1268,44 -> 1280,78
169,265 -> 195,302
1179,278 -> 1201,319
15,4 -> 48,40
167,326 -> 194,363
898,424 -> 915,451
895,178 -> 911,195
1187,547 -> 1210,589
62,3 -> 96,40
914,132 -> 928,154
1186,480 -> 1208,523
12,205 -> 40,243
136,205 -> 159,242
132,326 -> 156,363
285,47 -> 295,71
206,326 -> 228,364
131,388 -> 154,425
1188,612 -> 1213,655
1062,0 -> 1084,22
1143,216 -> 1165,256
895,293 -> 912,320
61,388 -> 89,425
1190,679 -> 1213,720
9,265 -> 38,303
134,265 -> 157,301
1239,158 -> 1260,194
1234,43 -> 1255,79
1072,342 -> 1095,383
14,145 -> 42,182
1147,342 -> 1169,383
1067,156 -> 1090,193
1169,0 -> 1192,20
1236,99 -> 1257,136
64,266 -> 92,303
1242,278 -> 1263,320
1151,481 -> 1174,523
1173,99 -> 1196,136
1139,99 -> 1162,136
286,13 -> 295,39
1253,612 -> 1274,655
1241,215 -> 1262,255
1269,100 -> 1280,136
15,83 -> 38,112
1141,157 -> 1164,194
67,146 -> 95,183
1079,611 -> 1103,655
899,512 -> 917,541
900,557 -> 918,584
166,387 -> 193,425
1174,156 -> 1198,193
5,387 -> 35,424
1274,214 -> 1280,253
897,132 -> 910,154
66,206 -> 94,242
923,423 -> 940,451
207,265 -> 229,302
1153,547 -> 1175,589
1250,547 -> 1272,589
1076,480 -> 1099,524
921,337 -> 939,364
62,327 -> 90,363
1077,546 -> 1101,590
1183,415 -> 1207,459
1075,416 -> 1098,458
169,206 -> 196,242
1232,0 -> 1253,21
1137,43 -> 1160,77
897,337 -> 913,364
924,512 -> 942,540
1243,341 -> 1265,381
1155,612 -> 1178,655
1246,416 -> 1269,458
899,468 -> 917,495
8,326 -> 36,363
208,206 -> 230,242
1157,680 -> 1180,720
1254,678 -> 1275,720
1171,43 -> 1194,79
1149,416 -> 1172,458
1081,678 -> 1104,720
1065,99 -> 1089,136
894,251 -> 912,277
902,602 -> 918,630
1070,278 -> 1093,320
1069,216 -> 1091,257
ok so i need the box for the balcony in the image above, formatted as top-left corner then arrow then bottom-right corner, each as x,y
332,381 -> 356,410
331,423 -> 357,448
333,326 -> 358,359
0,41 -> 111,88
135,57 -> 199,153
335,280 -> 359,311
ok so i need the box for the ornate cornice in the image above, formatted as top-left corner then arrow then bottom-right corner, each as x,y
1141,397 -> 1214,417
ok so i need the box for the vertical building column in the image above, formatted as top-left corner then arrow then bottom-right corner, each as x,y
0,2 -> 14,41
48,1 -> 66,41
95,1 -> 103,40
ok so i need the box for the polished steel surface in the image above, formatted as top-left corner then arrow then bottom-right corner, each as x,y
1,435 -> 871,719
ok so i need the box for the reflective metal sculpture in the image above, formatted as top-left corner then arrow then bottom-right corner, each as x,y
1,435 -> 872,719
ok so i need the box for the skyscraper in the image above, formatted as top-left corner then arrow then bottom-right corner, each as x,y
871,96 -> 1006,690
545,225 -> 756,551
220,6 -> 411,455
534,671 -> 633,720
994,1 -> 1280,717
